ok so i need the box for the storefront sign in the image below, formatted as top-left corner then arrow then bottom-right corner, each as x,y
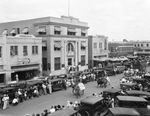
17,58 -> 30,64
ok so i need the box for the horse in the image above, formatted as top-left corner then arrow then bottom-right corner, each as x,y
72,83 -> 84,98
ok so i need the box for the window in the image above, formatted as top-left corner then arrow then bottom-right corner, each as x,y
54,41 -> 61,51
81,30 -> 86,36
67,43 -> 74,52
42,47 -> 47,51
99,43 -> 102,49
0,46 -> 2,58
111,47 -> 113,52
104,39 -> 107,50
10,28 -> 16,36
54,26 -> 61,35
42,58 -> 47,71
22,27 -> 29,34
68,58 -> 72,66
32,46 -> 38,54
81,42 -> 86,50
147,44 -> 149,47
54,57 -> 61,70
37,26 -> 46,35
17,28 -> 20,34
138,44 -> 139,47
10,46 -> 18,56
23,46 -> 28,56
81,55 -> 85,66
94,43 -> 97,49
135,44 -> 136,47
67,28 -> 76,36
141,44 -> 143,47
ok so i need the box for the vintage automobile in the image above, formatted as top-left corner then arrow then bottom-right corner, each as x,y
6,81 -> 27,89
81,71 -> 92,82
103,107 -> 141,116
115,96 -> 148,108
116,63 -> 125,74
135,108 -> 150,116
78,96 -> 107,116
94,70 -> 105,79
49,108 -> 80,116
124,90 -> 150,104
102,88 -> 122,100
105,66 -> 114,76
144,73 -> 150,83
120,82 -> 138,90
50,78 -> 64,92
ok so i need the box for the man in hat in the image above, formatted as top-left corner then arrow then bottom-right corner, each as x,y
2,94 -> 9,110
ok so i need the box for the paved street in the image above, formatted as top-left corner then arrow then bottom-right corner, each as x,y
0,72 -> 123,116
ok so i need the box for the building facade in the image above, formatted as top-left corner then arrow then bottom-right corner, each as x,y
88,35 -> 109,68
108,42 -> 134,57
0,16 -> 89,76
0,34 -> 42,84
131,41 -> 150,57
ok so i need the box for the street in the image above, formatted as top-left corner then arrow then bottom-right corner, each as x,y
0,73 -> 124,116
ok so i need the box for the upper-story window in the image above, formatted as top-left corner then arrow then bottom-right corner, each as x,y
10,28 -> 16,36
54,26 -> 61,35
10,46 -> 18,56
37,26 -> 46,35
134,44 -> 136,47
23,46 -> 28,56
22,27 -> 29,34
94,43 -> 97,49
17,28 -> 20,34
2,29 -> 8,36
32,46 -> 38,54
81,42 -> 86,50
147,44 -> 149,47
67,28 -> 76,36
141,44 -> 143,47
0,46 -> 2,58
81,30 -> 86,36
54,41 -> 61,51
104,39 -> 107,50
138,44 -> 139,47
99,43 -> 102,49
67,43 -> 74,52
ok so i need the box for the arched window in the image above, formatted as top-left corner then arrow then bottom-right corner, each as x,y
147,44 -> 149,47
67,43 -> 74,52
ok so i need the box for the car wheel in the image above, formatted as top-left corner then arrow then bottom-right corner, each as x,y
84,111 -> 90,116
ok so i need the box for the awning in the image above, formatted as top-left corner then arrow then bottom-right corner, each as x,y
42,41 -> 47,47
68,28 -> 76,33
81,30 -> 86,33
54,42 -> 61,48
22,28 -> 29,33
37,28 -> 46,33
10,29 -> 16,34
0,70 -> 14,74
12,66 -> 39,72
93,57 -> 110,62
2,30 -> 8,35
81,42 -> 87,47
54,27 -> 61,31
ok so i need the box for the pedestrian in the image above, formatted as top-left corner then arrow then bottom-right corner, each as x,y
16,74 -> 19,82
12,97 -> 19,106
47,81 -> 52,94
42,83 -> 47,95
2,94 -> 9,110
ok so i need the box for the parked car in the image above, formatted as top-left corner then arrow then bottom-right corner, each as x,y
120,82 -> 138,90
103,107 -> 141,116
116,63 -> 125,74
115,96 -> 148,108
50,78 -> 64,92
49,108 -> 79,116
78,96 -> 107,116
105,66 -> 114,76
135,108 -> 150,116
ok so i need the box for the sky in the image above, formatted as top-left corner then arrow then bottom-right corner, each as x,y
0,0 -> 150,41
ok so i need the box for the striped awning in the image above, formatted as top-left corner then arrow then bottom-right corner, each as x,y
54,27 -> 61,31
81,42 -> 87,47
2,30 -> 8,35
22,27 -> 29,33
68,28 -> 76,33
10,29 -> 16,34
37,28 -> 46,33
81,30 -> 86,33
54,42 -> 61,48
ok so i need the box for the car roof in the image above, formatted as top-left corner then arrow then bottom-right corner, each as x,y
126,90 -> 150,96
117,96 -> 148,102
135,108 -> 150,116
50,78 -> 63,82
103,88 -> 121,93
120,83 -> 137,86
49,108 -> 77,116
109,107 -> 141,116
80,96 -> 103,105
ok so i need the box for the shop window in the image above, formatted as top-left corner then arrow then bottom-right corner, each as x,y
0,46 -> 2,58
81,55 -> 85,66
54,57 -> 61,70
94,43 -> 97,49
32,46 -> 38,54
54,41 -> 61,51
10,46 -> 18,56
23,46 -> 28,56
42,58 -> 47,71
141,44 -> 143,47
